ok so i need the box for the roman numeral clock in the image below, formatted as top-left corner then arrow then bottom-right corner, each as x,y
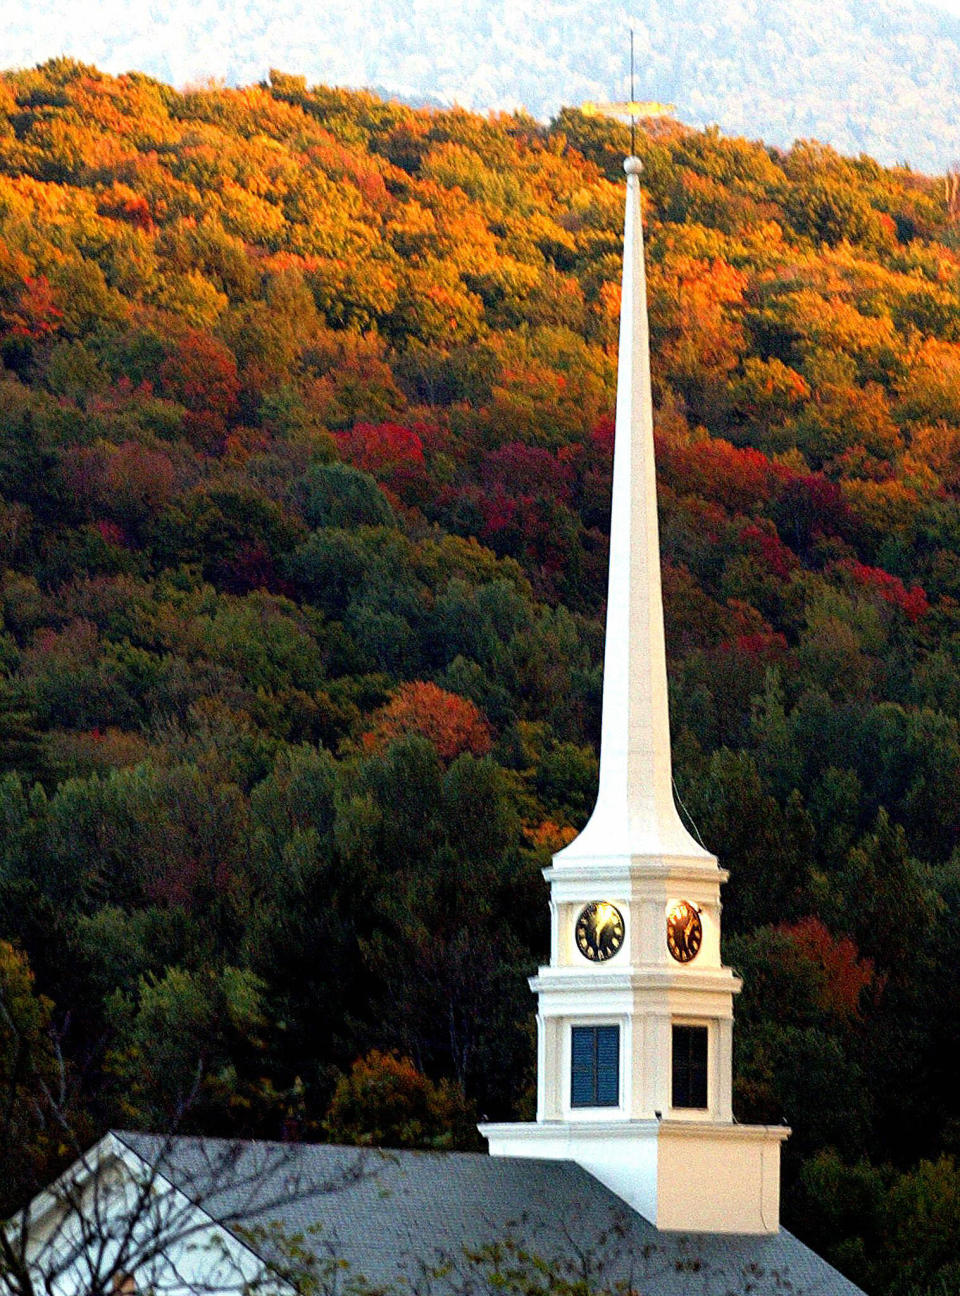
575,901 -> 625,962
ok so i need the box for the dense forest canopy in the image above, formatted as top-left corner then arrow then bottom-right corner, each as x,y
2,57 -> 960,1294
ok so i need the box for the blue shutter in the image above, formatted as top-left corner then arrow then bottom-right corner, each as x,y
571,1027 -> 595,1107
571,1025 -> 620,1107
596,1026 -> 620,1105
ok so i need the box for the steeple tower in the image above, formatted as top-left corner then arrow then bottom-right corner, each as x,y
480,157 -> 789,1235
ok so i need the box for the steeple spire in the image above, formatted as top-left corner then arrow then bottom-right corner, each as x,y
555,156 -> 711,866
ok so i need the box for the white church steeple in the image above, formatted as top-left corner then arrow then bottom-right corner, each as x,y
555,155 -> 709,867
480,156 -> 789,1236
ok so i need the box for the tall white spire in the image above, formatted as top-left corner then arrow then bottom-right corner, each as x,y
556,157 -> 711,866
480,153 -> 788,1236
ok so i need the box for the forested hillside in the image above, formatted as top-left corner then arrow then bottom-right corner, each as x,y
2,58 -> 960,1293
10,0 -> 960,170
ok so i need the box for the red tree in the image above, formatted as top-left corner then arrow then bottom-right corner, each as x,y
363,681 -> 492,761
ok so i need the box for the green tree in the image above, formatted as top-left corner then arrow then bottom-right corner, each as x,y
683,749 -> 814,932
106,964 -> 275,1130
0,940 -> 61,1214
298,462 -> 394,529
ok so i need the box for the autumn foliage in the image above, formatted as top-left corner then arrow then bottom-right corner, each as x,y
777,917 -> 877,1021
323,1049 -> 477,1150
363,681 -> 492,760
1,61 -> 960,1292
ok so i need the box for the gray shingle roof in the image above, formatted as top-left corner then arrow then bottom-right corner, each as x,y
115,1133 -> 867,1296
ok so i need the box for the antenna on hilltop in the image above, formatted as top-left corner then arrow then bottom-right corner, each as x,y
948,161 -> 960,221
580,31 -> 674,157
630,28 -> 636,157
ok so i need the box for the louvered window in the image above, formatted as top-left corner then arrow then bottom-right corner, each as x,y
672,1024 -> 708,1109
571,1025 -> 620,1107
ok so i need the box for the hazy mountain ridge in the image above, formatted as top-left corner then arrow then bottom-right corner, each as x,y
6,0 -> 960,171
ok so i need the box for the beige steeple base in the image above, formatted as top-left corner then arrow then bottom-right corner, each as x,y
479,1119 -> 788,1234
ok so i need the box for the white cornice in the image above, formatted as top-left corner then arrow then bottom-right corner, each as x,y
479,1119 -> 789,1143
530,967 -> 742,995
544,860 -> 728,887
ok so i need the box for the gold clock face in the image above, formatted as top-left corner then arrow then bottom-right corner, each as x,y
666,901 -> 702,963
575,901 -> 625,962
